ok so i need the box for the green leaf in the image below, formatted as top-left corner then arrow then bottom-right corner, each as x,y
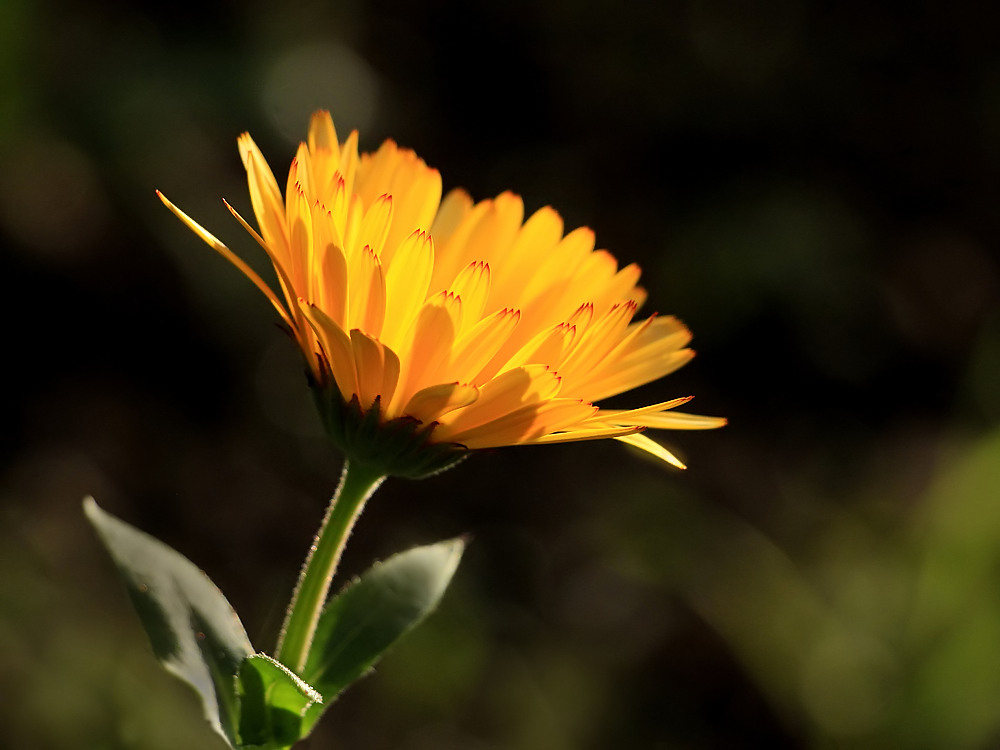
84,497 -> 254,747
237,654 -> 322,749
300,538 -> 465,733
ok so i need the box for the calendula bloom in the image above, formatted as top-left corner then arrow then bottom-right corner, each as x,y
159,111 -> 725,477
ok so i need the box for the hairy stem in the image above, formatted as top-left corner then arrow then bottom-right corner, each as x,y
275,460 -> 385,674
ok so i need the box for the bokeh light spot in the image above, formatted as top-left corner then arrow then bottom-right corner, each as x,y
0,136 -> 109,258
262,43 -> 379,144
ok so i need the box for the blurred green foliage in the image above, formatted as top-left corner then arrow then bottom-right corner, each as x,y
2,0 -> 999,748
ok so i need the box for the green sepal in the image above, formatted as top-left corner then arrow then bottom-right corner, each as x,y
299,537 -> 465,734
237,654 -> 322,749
84,497 -> 254,748
311,383 -> 468,479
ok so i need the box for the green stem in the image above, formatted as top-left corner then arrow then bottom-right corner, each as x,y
275,459 -> 386,674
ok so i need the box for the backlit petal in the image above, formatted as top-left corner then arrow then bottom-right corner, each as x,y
162,111 -> 724,475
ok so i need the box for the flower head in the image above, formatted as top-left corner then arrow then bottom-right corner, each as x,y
159,111 -> 725,477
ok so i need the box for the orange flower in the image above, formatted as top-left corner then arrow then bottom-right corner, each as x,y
159,111 -> 724,477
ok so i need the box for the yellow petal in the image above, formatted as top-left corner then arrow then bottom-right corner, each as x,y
614,410 -> 728,430
567,315 -> 686,398
301,302 -> 357,402
587,397 -> 694,423
346,245 -> 386,336
615,432 -> 687,469
428,197 -> 493,294
341,193 -> 365,262
521,225 -> 595,303
464,191 -> 523,263
402,382 -> 480,425
527,424 -> 642,444
448,260 -> 491,336
308,110 -> 338,152
431,188 -> 473,244
433,365 -> 560,441
238,134 -> 289,261
501,321 -> 576,373
286,145 -> 311,214
338,130 -> 360,197
445,398 -> 595,449
392,292 -> 459,410
382,230 -> 435,350
384,160 -> 442,264
450,307 -> 521,385
381,344 -> 402,406
309,201 -> 348,328
351,328 -> 398,410
598,261 -> 643,309
491,205 -> 563,308
355,193 -> 393,260
355,139 -> 399,206
223,199 -> 308,347
156,191 -> 293,329
565,251 -> 622,309
566,302 -> 595,330
558,301 -> 638,389
583,349 -> 695,403
164,111 -> 724,471
286,184 -> 313,295
443,192 -> 522,304
578,316 -> 693,400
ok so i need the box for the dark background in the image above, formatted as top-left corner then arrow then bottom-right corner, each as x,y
3,1 -> 1000,748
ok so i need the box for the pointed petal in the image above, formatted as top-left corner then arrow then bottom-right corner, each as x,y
433,365 -> 560,441
501,321 -> 576,373
615,410 -> 728,430
445,398 -> 596,449
157,191 -> 293,329
238,134 -> 289,260
355,139 -> 399,206
309,201 -> 348,328
286,146 -> 310,214
521,226 -> 596,302
586,397 -> 694,423
448,261 -> 491,336
355,194 -> 393,259
301,303 -> 357,402
350,328 -> 398,410
223,199 -> 308,344
428,197 -> 495,294
431,188 -> 473,245
384,161 -> 442,264
391,293 -> 459,410
450,308 -> 521,385
347,245 -> 386,336
338,130 -> 360,196
308,110 -> 338,152
286,184 -> 313,294
558,301 -> 638,389
382,230 -> 435,350
526,424 -> 642,444
583,348 -> 695,403
615,432 -> 687,469
491,205 -> 563,307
